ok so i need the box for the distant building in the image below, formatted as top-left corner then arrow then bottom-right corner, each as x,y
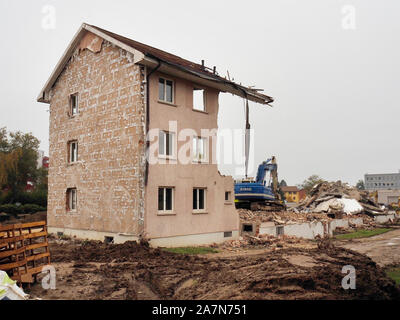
37,150 -> 49,169
281,186 -> 306,203
364,171 -> 400,190
376,190 -> 400,205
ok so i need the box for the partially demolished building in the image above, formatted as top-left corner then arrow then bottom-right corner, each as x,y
37,23 -> 272,246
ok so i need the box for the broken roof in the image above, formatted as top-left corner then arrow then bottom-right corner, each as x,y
37,23 -> 273,105
281,186 -> 300,192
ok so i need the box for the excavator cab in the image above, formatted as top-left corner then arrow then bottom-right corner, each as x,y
234,156 -> 285,211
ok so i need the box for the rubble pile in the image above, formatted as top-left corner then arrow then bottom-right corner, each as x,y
213,234 -> 302,251
238,209 -> 332,224
290,181 -> 385,216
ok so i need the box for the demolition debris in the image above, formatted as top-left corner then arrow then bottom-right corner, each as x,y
289,181 -> 386,216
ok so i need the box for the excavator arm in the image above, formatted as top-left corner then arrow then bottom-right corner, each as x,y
255,156 -> 280,201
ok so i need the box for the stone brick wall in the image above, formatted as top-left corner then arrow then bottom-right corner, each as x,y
48,37 -> 146,236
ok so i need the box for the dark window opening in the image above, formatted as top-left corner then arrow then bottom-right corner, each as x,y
276,226 -> 284,236
193,188 -> 206,211
243,224 -> 253,232
104,236 -> 114,244
66,188 -> 77,211
158,187 -> 174,212
70,93 -> 78,116
224,231 -> 233,238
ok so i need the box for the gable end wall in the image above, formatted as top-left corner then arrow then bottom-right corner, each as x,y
47,38 -> 146,238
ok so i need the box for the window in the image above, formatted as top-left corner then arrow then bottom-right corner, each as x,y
193,188 -> 206,212
193,136 -> 207,162
159,131 -> 174,157
224,231 -> 233,238
66,188 -> 77,211
70,93 -> 79,116
193,88 -> 205,111
158,187 -> 174,212
225,191 -> 231,202
158,78 -> 174,103
243,224 -> 253,232
68,141 -> 78,163
276,226 -> 284,236
104,236 -> 114,244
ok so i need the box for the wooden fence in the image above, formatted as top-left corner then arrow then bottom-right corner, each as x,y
0,221 -> 50,284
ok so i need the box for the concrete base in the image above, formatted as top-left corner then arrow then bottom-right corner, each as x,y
258,214 -> 396,240
374,214 -> 395,224
48,227 -> 139,244
149,230 -> 239,248
284,221 -> 326,239
49,226 -> 239,247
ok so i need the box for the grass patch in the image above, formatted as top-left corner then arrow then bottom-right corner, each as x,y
386,267 -> 400,286
162,246 -> 219,255
335,228 -> 392,240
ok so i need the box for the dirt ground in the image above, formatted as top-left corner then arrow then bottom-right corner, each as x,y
336,228 -> 400,267
26,237 -> 400,300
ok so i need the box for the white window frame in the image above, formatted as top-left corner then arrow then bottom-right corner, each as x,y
67,188 -> 77,212
158,187 -> 174,213
192,136 -> 208,163
70,93 -> 79,116
158,77 -> 174,104
158,130 -> 175,159
193,188 -> 207,213
69,140 -> 78,163
193,87 -> 206,112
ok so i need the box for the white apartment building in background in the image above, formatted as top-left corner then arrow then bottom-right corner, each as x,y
364,171 -> 400,190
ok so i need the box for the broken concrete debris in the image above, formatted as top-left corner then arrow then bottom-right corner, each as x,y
289,181 -> 385,216
210,234 -> 302,251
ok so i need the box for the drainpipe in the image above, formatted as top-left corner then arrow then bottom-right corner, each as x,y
145,60 -> 161,186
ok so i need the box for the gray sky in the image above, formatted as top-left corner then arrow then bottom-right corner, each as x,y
1,0 -> 399,186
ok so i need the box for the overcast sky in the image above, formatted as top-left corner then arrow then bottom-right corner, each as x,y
1,0 -> 399,186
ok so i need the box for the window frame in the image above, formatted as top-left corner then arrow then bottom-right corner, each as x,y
192,87 -> 206,112
68,140 -> 78,163
225,191 -> 232,203
66,188 -> 77,212
158,187 -> 174,214
192,136 -> 208,163
158,77 -> 175,104
193,187 -> 207,213
158,130 -> 175,159
69,93 -> 79,117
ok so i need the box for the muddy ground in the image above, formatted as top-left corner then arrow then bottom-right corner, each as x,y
337,228 -> 400,267
27,237 -> 400,300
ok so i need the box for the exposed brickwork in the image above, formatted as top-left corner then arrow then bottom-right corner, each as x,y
48,38 -> 145,236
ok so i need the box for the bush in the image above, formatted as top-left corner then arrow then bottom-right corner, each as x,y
21,204 -> 46,214
0,204 -> 20,216
0,203 -> 46,216
0,190 -> 47,207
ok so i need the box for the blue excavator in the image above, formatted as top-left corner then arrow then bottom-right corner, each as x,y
234,99 -> 284,210
234,156 -> 285,211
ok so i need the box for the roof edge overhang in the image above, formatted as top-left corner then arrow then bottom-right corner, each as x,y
138,56 -> 273,105
37,23 -> 273,105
